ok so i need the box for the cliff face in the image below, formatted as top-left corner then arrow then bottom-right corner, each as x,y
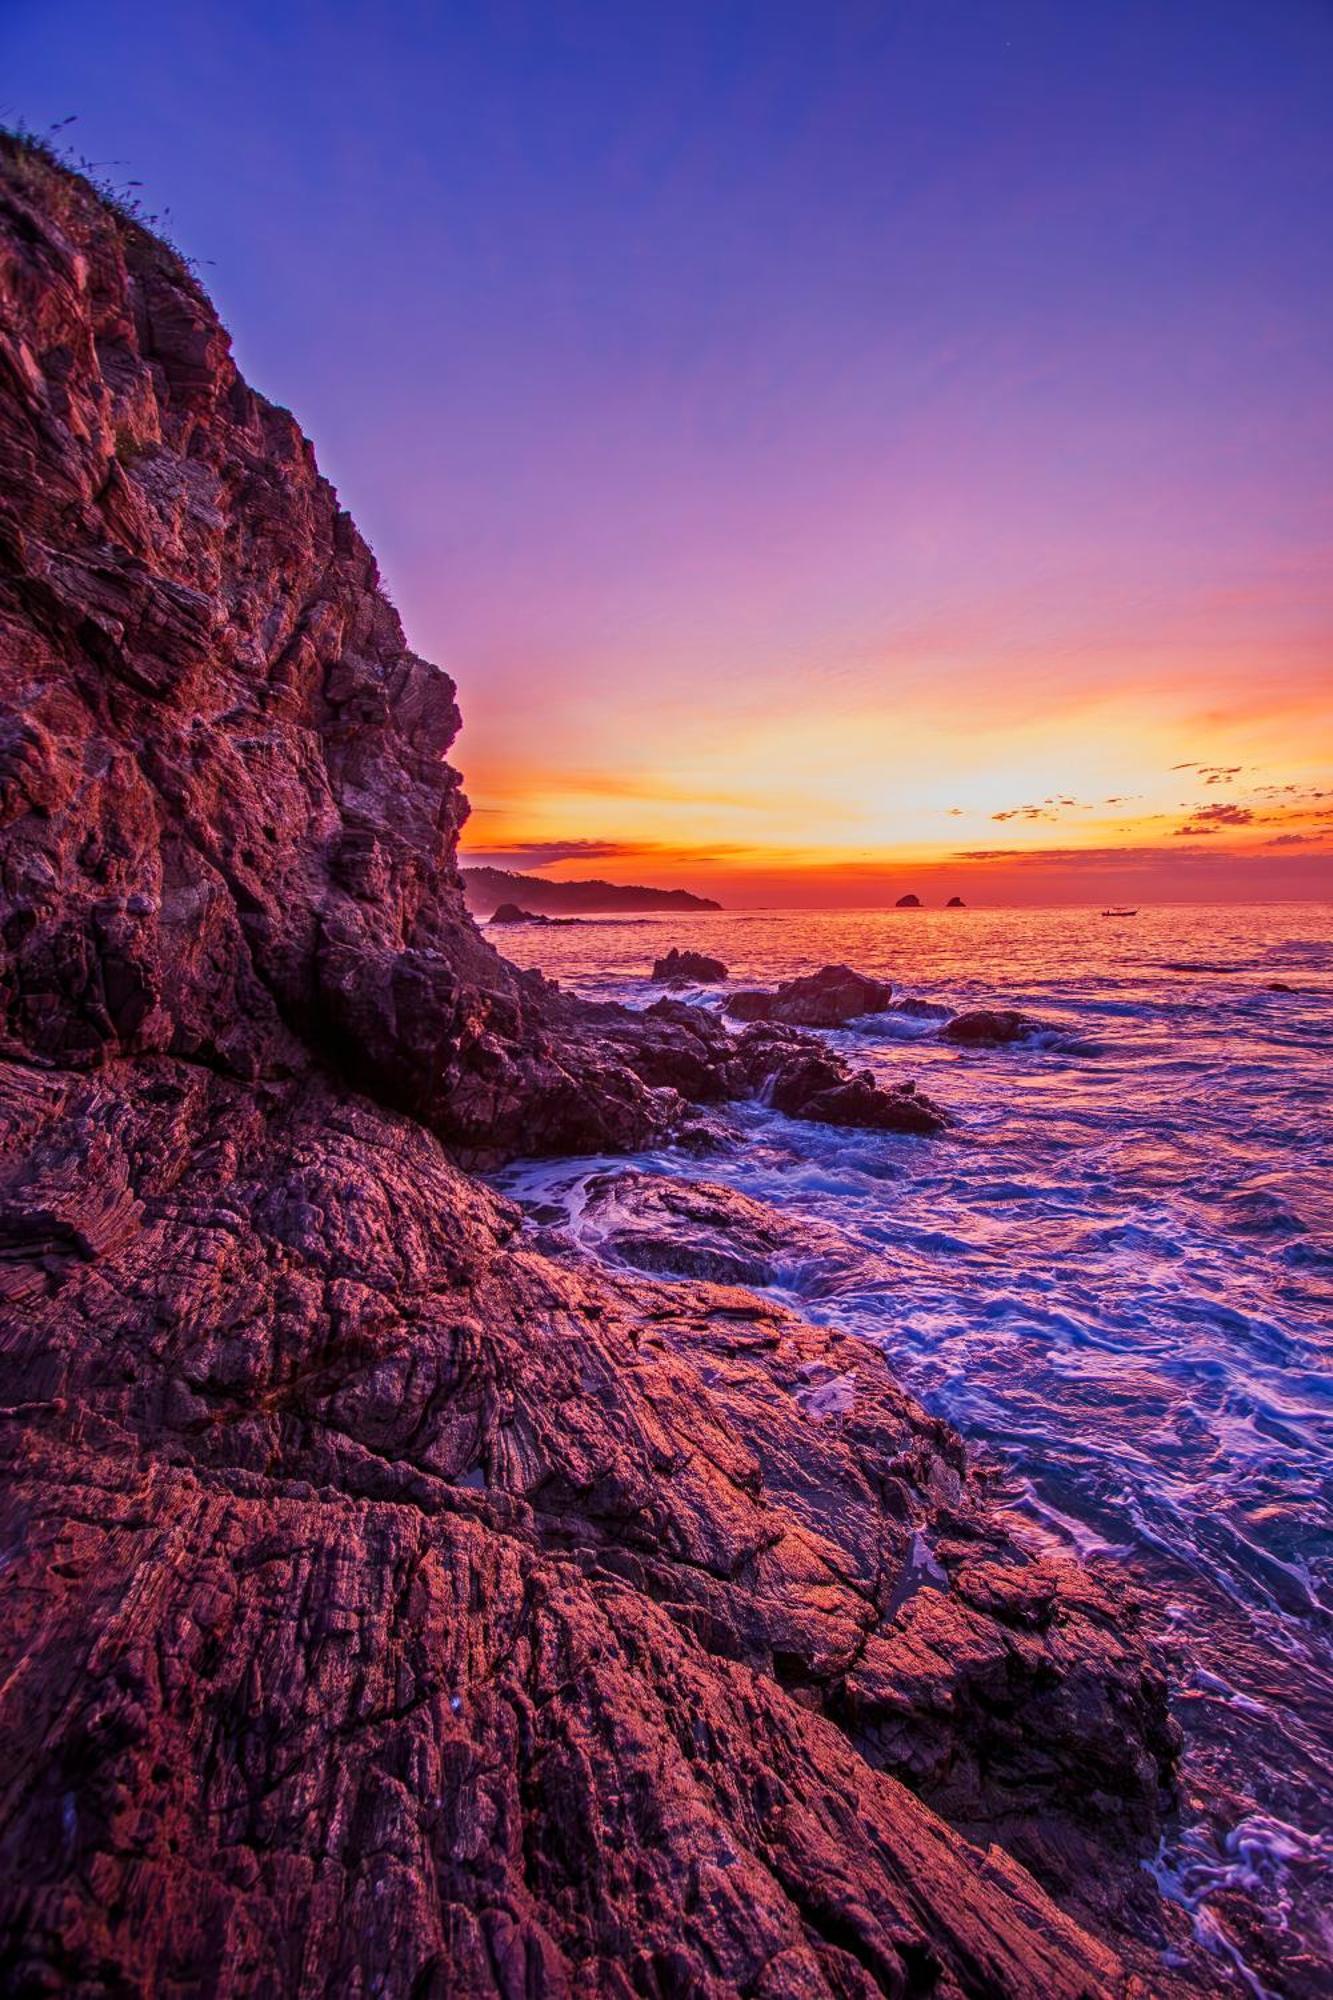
0,135 -> 681,1166
0,139 -> 1195,1998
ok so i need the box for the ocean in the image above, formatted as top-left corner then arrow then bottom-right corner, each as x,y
493,901 -> 1333,1997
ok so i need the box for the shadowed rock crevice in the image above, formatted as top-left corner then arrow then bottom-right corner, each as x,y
0,133 -> 1208,1997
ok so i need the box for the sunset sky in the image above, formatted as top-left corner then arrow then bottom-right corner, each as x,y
8,0 -> 1331,904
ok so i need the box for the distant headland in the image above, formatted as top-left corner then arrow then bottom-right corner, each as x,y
461,866 -> 722,916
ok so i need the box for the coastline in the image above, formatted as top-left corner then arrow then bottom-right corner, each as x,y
0,135 -> 1289,1997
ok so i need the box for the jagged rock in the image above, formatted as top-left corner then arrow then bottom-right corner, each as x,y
0,135 -> 1202,1999
652,946 -> 729,983
771,963 -> 893,1025
735,1026 -> 948,1134
726,964 -> 891,1028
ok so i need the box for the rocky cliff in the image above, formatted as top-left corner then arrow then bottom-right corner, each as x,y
0,136 -> 1202,1998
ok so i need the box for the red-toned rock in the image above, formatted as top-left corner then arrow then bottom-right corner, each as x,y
559,1168 -> 855,1286
652,946 -> 729,983
735,1026 -> 948,1135
727,964 -> 891,1028
0,136 -> 1206,1998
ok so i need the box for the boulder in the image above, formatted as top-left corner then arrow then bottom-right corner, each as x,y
652,946 -> 729,983
569,1170 -> 851,1287
724,988 -> 776,1021
942,1008 -> 1043,1045
735,1025 -> 948,1134
727,963 -> 891,1028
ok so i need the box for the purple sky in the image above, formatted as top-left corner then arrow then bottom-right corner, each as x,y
6,0 -> 1331,901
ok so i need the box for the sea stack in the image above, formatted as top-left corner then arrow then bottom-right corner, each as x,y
895,892 -> 922,907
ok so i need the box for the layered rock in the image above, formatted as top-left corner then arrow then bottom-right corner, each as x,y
0,136 -> 1204,1997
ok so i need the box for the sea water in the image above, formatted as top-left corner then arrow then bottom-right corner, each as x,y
493,901 -> 1332,1996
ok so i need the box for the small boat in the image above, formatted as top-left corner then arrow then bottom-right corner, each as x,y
1101,907 -> 1138,916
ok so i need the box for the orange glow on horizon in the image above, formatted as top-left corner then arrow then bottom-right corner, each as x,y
455,660 -> 1333,906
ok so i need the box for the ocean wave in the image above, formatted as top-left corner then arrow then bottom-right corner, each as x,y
494,899 -> 1333,1991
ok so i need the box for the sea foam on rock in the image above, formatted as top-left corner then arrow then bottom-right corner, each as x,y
942,1008 -> 1051,1046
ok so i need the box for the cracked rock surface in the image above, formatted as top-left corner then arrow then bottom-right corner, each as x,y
0,136 -> 1206,1997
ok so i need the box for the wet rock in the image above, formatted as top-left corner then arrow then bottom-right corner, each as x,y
570,1168 -> 852,1287
725,988 -> 776,1021
772,963 -> 893,1025
946,896 -> 966,908
652,946 -> 729,983
896,893 -> 922,908
726,963 -> 891,1028
736,1026 -> 949,1134
489,901 -> 551,924
942,1008 -> 1047,1046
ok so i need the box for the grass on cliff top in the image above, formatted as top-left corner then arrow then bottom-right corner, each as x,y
0,118 -> 208,301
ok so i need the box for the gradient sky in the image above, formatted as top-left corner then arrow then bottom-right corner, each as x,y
7,0 -> 1332,904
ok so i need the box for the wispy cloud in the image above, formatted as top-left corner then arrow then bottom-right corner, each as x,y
1172,802 -> 1256,836
1173,762 -> 1244,784
989,796 -> 1098,823
952,845 -> 1176,868
459,839 -> 645,868
460,837 -> 760,871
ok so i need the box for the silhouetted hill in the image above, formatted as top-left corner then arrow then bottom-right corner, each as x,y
462,866 -> 721,914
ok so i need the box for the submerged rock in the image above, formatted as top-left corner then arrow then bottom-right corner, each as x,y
0,134 -> 1195,1999
570,1169 -> 848,1286
652,946 -> 729,983
942,1007 -> 1048,1045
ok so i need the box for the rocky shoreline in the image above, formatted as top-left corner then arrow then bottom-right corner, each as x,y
0,136 -> 1215,1995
